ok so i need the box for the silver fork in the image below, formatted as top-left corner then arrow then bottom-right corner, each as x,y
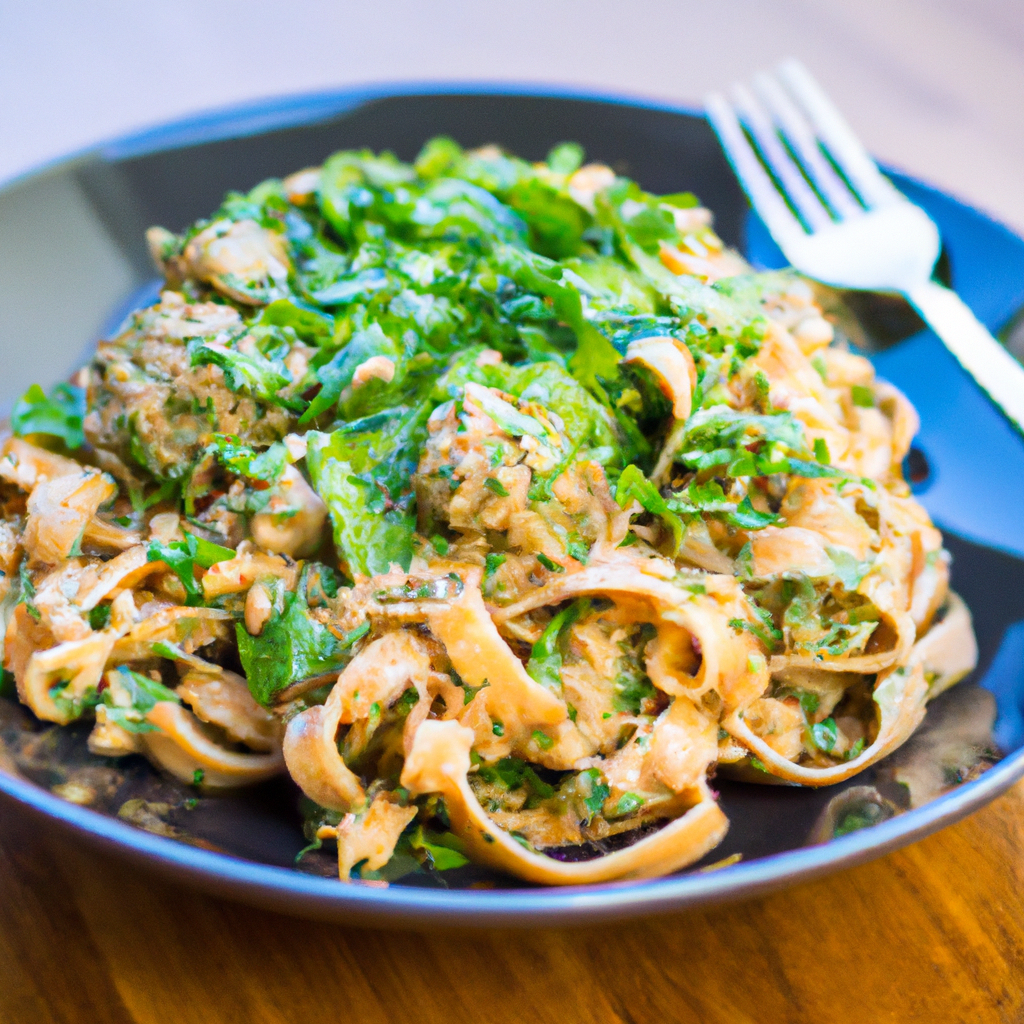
706,59 -> 1024,429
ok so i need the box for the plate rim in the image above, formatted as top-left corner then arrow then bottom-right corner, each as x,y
2,81 -> 1023,927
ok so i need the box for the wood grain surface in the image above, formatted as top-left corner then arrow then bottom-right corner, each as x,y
1,779 -> 1022,1024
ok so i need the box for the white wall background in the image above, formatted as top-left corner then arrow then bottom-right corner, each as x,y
2,0 -> 1023,229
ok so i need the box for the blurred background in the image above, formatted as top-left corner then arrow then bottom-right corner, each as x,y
2,0 -> 1023,230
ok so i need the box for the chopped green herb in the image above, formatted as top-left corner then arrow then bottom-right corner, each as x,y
340,621 -> 371,649
612,792 -> 645,816
12,383 -> 85,448
483,477 -> 510,497
531,729 -> 554,751
811,717 -> 838,753
88,604 -> 112,631
484,552 -> 507,579
851,384 -> 875,408
536,552 -> 565,573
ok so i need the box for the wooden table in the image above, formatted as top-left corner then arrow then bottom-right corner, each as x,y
2,778 -> 1023,1024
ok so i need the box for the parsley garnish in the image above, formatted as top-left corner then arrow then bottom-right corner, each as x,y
483,477 -> 510,497
531,729 -> 554,751
147,532 -> 234,606
12,383 -> 86,449
851,385 -> 874,408
536,552 -> 564,573
484,552 -> 506,579
612,792 -> 645,816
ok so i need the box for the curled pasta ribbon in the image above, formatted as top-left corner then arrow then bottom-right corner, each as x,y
909,592 -> 976,698
425,573 -> 585,766
317,793 -> 417,881
723,592 -> 976,786
748,526 -> 917,677
723,663 -> 928,787
143,701 -> 284,788
623,337 -> 696,421
283,630 -> 436,811
493,561 -> 769,713
400,720 -> 728,885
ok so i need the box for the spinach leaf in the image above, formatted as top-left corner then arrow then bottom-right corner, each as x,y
526,599 -> 591,693
615,465 -> 683,548
494,246 -> 620,396
257,299 -> 334,344
147,532 -> 235,606
210,435 -> 288,483
408,826 -> 469,871
237,589 -> 348,707
12,383 -> 86,449
187,338 -> 297,408
102,666 -> 181,733
306,407 -> 425,577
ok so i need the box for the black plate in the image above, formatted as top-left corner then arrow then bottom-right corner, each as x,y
2,86 -> 1024,927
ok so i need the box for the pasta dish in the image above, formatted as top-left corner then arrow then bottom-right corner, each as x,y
0,139 -> 977,884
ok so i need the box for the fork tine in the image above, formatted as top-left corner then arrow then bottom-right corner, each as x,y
776,60 -> 902,208
730,83 -> 833,232
705,92 -> 806,244
752,72 -> 863,221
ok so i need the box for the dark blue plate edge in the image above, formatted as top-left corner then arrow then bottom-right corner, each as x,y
0,79 -> 697,194
1,82 -> 1023,928
2,747 -> 1021,928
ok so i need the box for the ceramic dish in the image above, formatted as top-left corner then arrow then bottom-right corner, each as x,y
2,86 -> 1024,926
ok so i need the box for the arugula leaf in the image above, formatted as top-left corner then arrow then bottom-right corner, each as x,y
12,383 -> 85,448
187,339 -> 296,407
526,599 -> 591,693
408,826 -> 469,871
494,246 -> 620,396
147,532 -> 234,606
615,464 -> 683,548
102,666 -> 181,733
236,590 -> 348,706
300,322 -> 400,425
666,481 -> 779,532
257,299 -> 334,344
506,175 -> 589,259
209,435 -> 288,483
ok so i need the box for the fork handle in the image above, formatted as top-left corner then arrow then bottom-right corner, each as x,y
905,280 -> 1024,431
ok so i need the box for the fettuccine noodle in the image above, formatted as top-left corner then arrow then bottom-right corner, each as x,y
0,139 -> 976,884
